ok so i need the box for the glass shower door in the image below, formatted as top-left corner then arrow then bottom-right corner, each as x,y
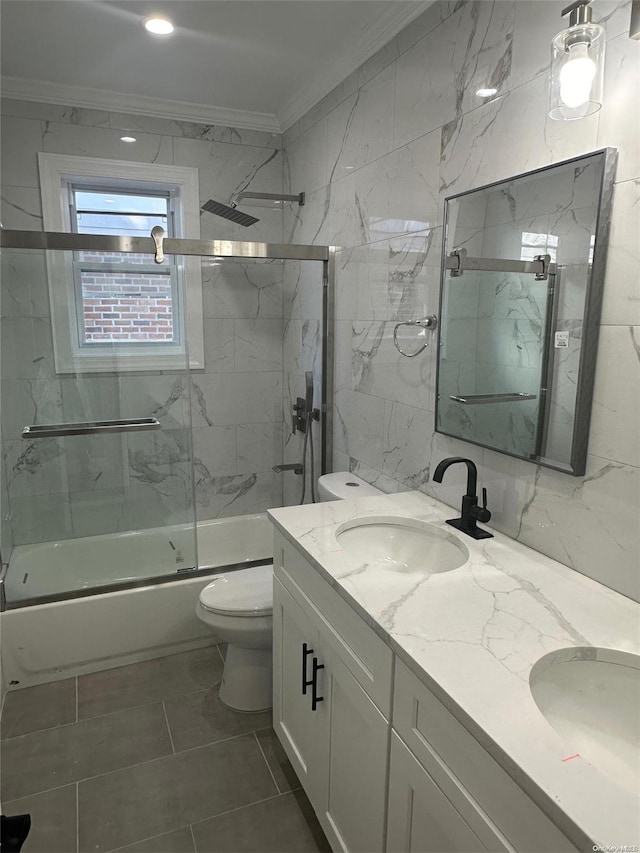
0,245 -> 198,605
190,252 -> 324,517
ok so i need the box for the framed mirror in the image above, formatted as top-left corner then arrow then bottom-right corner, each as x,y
435,148 -> 616,476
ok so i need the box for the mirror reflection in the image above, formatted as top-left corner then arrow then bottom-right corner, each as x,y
436,149 -> 615,475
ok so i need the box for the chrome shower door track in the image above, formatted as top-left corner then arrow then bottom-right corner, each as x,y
5,558 -> 274,610
0,229 -> 329,262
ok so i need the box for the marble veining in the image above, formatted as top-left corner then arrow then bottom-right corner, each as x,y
269,491 -> 640,847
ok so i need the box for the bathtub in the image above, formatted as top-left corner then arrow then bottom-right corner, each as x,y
1,513 -> 273,690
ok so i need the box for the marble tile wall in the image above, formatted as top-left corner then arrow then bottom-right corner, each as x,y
283,0 -> 639,602
0,100 -> 287,545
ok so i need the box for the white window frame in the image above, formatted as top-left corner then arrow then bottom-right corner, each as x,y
38,152 -> 204,373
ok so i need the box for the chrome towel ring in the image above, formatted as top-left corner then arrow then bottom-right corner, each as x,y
393,315 -> 438,357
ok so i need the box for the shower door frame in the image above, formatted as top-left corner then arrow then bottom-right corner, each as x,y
0,228 -> 336,608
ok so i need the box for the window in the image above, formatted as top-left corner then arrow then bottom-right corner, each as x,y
38,154 -> 204,372
72,188 -> 177,346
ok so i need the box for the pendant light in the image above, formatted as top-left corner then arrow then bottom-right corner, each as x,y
549,0 -> 605,121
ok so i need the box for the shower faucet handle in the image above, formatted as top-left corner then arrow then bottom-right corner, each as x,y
293,398 -> 307,433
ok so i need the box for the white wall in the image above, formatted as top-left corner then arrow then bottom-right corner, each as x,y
283,0 -> 639,602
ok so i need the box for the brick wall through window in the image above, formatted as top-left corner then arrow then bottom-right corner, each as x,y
81,269 -> 174,343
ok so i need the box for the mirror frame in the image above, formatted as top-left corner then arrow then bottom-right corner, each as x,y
435,147 -> 618,476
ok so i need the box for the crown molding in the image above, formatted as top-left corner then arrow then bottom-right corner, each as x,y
1,77 -> 281,134
3,3 -> 432,136
277,0 -> 433,131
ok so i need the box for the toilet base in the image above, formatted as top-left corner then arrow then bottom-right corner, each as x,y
219,644 -> 272,712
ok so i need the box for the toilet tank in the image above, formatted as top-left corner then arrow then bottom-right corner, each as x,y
317,472 -> 383,501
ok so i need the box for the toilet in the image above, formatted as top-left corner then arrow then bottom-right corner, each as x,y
196,563 -> 274,712
316,471 -> 384,501
196,473 -> 382,711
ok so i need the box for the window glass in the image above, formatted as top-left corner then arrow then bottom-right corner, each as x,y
74,190 -> 168,238
72,188 -> 177,346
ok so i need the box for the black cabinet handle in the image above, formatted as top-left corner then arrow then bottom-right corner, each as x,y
311,657 -> 324,711
302,642 -> 314,695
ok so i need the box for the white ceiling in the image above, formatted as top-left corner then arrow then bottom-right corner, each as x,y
1,0 -> 430,131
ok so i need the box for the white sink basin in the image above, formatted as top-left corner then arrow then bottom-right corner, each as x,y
335,515 -> 469,574
530,648 -> 640,794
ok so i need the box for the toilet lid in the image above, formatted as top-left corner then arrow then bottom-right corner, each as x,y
199,563 -> 273,616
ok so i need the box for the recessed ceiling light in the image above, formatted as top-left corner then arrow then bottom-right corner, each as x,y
143,16 -> 174,35
476,87 -> 498,98
120,136 -> 137,143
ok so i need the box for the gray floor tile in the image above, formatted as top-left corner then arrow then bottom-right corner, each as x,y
164,688 -> 272,753
255,728 -> 300,793
3,784 -> 77,853
1,679 -> 76,739
191,790 -> 330,853
2,702 -> 172,801
78,733 -> 278,853
114,828 -> 195,853
78,647 -> 222,719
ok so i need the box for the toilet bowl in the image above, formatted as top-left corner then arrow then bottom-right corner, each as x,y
197,563 -> 274,712
196,473 -> 382,712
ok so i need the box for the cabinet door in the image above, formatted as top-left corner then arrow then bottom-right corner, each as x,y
272,577 -> 321,800
387,733 -> 506,853
315,642 -> 389,853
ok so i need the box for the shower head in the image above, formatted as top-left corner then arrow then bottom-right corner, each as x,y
201,189 -> 305,227
200,198 -> 259,227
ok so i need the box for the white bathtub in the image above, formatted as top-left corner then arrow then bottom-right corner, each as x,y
1,513 -> 273,690
6,513 -> 272,603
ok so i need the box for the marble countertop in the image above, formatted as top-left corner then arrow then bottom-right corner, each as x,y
268,491 -> 640,849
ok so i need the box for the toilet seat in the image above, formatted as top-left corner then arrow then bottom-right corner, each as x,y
199,563 -> 273,617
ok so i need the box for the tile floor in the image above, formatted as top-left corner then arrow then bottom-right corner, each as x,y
1,646 -> 330,853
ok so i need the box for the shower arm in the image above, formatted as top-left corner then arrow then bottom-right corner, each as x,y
231,191 -> 305,207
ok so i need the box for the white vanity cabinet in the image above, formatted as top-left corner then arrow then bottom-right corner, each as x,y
273,535 -> 392,852
272,576 -> 323,801
272,532 -> 581,853
391,661 -> 578,853
387,732 -> 509,853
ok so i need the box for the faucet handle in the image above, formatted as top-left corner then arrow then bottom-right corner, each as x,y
472,488 -> 492,524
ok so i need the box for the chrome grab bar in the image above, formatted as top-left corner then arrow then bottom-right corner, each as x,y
449,393 -> 537,405
21,417 -> 162,438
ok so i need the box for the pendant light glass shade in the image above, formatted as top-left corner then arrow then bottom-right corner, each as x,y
549,21 -> 605,120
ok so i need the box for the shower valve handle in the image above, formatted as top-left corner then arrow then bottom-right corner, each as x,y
293,398 -> 307,434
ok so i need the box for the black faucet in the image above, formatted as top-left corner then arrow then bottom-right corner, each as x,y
432,457 -> 493,540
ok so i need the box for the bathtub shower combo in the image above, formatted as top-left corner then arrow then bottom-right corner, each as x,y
0,225 -> 335,691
